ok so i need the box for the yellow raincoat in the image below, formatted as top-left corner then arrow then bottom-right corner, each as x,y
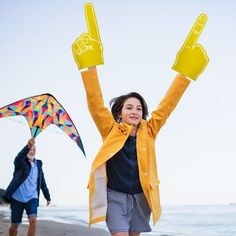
81,68 -> 190,225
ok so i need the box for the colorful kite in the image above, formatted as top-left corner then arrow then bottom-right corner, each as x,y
0,93 -> 85,155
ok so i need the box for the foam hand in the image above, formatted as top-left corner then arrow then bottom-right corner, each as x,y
172,14 -> 209,80
72,3 -> 103,69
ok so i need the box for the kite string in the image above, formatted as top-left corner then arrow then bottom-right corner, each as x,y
3,117 -> 65,136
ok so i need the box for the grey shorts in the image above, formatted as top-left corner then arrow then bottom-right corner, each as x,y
106,188 -> 151,234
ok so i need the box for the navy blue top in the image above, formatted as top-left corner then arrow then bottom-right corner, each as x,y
106,136 -> 143,194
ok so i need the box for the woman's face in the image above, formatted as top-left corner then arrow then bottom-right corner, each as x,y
120,97 -> 143,126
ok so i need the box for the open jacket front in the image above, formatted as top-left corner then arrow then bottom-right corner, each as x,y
81,68 -> 190,225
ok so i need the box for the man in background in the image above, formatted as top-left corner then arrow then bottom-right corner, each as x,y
3,138 -> 51,236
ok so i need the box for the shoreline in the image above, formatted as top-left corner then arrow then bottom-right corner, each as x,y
0,205 -> 110,235
0,219 -> 109,236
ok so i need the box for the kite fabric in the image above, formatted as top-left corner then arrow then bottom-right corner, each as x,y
0,93 -> 85,155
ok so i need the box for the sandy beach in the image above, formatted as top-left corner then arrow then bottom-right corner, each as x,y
0,218 -> 110,236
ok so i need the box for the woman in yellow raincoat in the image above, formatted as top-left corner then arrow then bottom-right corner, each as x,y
72,3 -> 208,236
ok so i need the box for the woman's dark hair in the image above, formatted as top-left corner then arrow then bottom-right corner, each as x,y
110,92 -> 148,122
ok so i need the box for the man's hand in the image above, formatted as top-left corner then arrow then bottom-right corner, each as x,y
27,138 -> 35,149
172,14 -> 209,81
72,3 -> 104,70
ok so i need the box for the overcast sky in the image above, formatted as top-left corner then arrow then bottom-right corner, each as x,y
0,0 -> 235,207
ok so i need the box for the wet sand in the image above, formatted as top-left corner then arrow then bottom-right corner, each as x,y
0,218 -> 109,236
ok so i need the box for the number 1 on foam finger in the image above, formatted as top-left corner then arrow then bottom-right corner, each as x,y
183,13 -> 208,48
85,3 -> 101,43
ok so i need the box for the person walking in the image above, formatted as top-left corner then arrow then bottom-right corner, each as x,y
3,138 -> 51,236
72,3 -> 209,236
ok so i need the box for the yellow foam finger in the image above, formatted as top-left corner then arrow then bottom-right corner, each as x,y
85,3 -> 101,43
183,13 -> 208,48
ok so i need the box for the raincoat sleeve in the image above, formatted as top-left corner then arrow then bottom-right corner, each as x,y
148,74 -> 191,138
81,68 -> 114,139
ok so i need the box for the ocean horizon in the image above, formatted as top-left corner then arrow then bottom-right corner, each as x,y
1,204 -> 235,236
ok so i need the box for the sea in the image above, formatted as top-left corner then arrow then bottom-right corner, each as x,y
1,205 -> 236,236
